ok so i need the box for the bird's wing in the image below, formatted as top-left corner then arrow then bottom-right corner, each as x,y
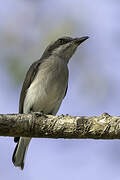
64,66 -> 69,99
64,84 -> 68,99
14,60 -> 42,143
19,60 -> 42,113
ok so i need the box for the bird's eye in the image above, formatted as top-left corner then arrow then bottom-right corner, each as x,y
58,39 -> 65,44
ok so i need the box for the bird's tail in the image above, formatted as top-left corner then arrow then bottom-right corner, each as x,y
12,137 -> 31,170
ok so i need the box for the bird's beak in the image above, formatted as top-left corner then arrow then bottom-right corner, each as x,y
73,36 -> 89,46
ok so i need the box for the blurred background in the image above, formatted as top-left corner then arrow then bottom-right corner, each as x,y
0,0 -> 120,179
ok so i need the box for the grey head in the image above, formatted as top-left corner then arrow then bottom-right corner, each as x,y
41,36 -> 89,63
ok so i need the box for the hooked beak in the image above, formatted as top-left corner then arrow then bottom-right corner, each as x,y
73,36 -> 89,46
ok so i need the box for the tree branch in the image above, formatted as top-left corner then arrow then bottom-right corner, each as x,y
0,113 -> 120,139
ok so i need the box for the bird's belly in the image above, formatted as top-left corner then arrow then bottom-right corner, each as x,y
24,68 -> 68,114
33,79 -> 66,114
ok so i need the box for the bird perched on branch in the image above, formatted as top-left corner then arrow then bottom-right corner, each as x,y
12,35 -> 89,169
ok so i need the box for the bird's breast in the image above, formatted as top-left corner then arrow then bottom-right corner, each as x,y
24,58 -> 68,114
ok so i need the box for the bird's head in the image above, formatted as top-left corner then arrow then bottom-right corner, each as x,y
42,36 -> 89,63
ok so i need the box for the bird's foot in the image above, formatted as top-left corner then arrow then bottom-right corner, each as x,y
31,111 -> 47,117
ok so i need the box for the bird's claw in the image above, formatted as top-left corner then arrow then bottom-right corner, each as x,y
31,111 -> 46,117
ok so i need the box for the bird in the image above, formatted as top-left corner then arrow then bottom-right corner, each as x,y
12,36 -> 89,170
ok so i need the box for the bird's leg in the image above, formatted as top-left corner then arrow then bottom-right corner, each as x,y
30,109 -> 47,117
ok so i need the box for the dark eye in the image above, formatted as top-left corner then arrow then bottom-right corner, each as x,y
58,38 -> 65,44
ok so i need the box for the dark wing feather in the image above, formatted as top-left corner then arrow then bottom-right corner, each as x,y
14,60 -> 42,143
19,60 -> 42,113
64,84 -> 68,98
